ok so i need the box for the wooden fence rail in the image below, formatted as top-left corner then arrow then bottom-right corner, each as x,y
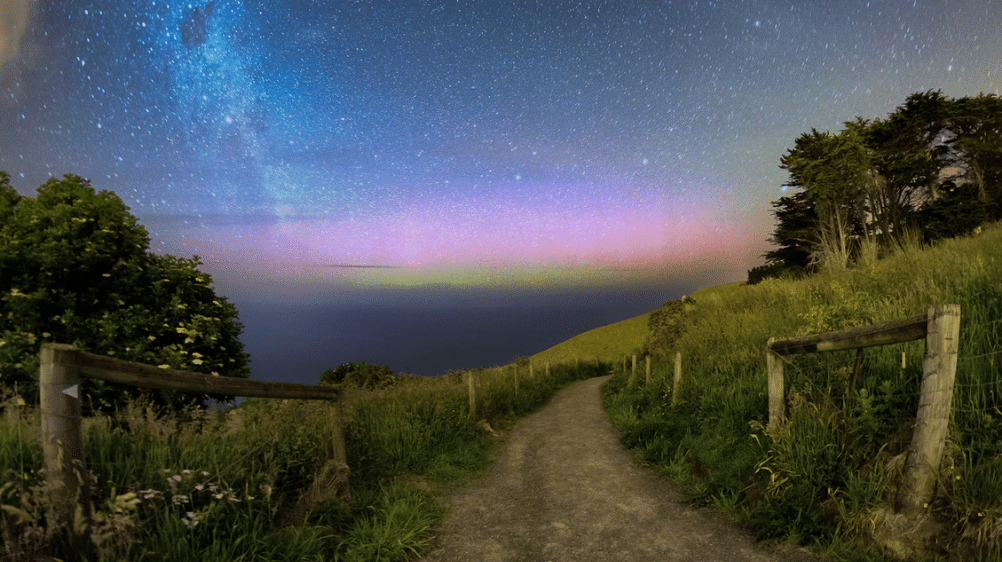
765,304 -> 961,516
39,342 -> 343,534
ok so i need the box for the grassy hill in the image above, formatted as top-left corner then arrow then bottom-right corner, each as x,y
528,280 -> 749,368
600,223 -> 1002,561
528,310 -> 652,366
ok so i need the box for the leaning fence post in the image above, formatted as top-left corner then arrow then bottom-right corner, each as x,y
466,371 -> 478,419
766,338 -> 785,429
40,343 -> 89,533
672,351 -> 682,406
896,304 -> 961,515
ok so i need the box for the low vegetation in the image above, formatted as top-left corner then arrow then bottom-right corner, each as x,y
602,222 -> 1002,561
0,361 -> 604,561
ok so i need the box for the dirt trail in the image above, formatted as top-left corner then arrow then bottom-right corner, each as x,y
417,375 -> 829,562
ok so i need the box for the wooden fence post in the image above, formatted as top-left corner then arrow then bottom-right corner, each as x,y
530,363 -> 535,378
40,343 -> 89,532
645,355 -> 651,385
513,364 -> 519,393
672,351 -> 682,406
896,304 -> 961,515
546,362 -> 550,377
766,338 -> 785,429
466,371 -> 478,419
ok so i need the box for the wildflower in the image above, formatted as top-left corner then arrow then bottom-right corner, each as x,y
172,494 -> 189,505
214,493 -> 224,500
195,484 -> 204,491
201,471 -> 209,476
182,469 -> 192,475
182,511 -> 200,528
171,474 -> 182,482
148,335 -> 156,341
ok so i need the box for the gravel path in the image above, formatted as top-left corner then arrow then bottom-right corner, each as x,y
417,375 -> 829,562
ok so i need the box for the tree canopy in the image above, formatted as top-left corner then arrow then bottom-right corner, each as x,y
754,91 -> 1000,281
0,173 -> 249,411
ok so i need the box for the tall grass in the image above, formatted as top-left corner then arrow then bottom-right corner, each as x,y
602,223 -> 1002,561
0,359 -> 605,561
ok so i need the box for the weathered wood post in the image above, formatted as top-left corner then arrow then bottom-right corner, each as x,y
766,338 -> 785,429
530,362 -> 535,378
645,355 -> 651,385
632,355 -> 637,382
672,351 -> 682,406
40,343 -> 89,532
896,304 -> 961,515
513,364 -> 519,393
466,370 -> 478,419
546,362 -> 550,377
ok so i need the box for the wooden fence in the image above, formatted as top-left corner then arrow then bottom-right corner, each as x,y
766,304 -> 961,516
39,342 -> 344,532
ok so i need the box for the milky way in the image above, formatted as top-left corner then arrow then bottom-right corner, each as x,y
2,0 -> 1000,288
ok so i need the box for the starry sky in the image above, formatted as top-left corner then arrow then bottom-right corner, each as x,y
2,0 -> 1000,380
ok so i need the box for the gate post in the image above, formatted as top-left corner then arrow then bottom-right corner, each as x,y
766,338 -> 785,429
896,304 -> 961,514
40,343 -> 89,532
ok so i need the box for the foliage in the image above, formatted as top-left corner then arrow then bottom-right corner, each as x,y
644,297 -> 695,356
755,91 -> 1002,281
0,173 -> 249,411
319,363 -> 398,390
1,356 -> 604,561
604,222 -> 1002,560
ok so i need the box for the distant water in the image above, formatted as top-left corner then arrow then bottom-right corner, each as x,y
234,283 -> 694,385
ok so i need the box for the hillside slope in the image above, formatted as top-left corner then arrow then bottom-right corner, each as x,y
601,223 -> 1002,561
528,311 -> 651,366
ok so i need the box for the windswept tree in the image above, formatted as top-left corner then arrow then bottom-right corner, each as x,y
779,125 -> 873,269
943,93 -> 1002,220
0,173 -> 249,411
757,90 -> 999,281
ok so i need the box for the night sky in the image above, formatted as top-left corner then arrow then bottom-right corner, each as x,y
2,1 -> 1000,381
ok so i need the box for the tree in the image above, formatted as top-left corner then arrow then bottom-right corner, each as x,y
758,190 -> 818,279
762,91 -> 998,276
0,174 -> 249,411
779,127 -> 872,269
944,94 -> 1002,220
644,297 -> 695,356
319,362 -> 397,389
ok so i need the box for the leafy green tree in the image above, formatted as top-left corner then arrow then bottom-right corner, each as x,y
944,94 -> 1002,220
644,297 -> 695,356
319,362 -> 397,389
0,174 -> 249,411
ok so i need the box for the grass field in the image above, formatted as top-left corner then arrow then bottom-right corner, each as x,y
600,222 -> 1002,561
529,310 -> 652,366
1,360 -> 606,561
